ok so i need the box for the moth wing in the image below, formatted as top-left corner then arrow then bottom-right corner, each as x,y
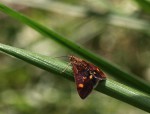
69,55 -> 106,99
71,63 -> 93,99
87,62 -> 106,80
77,79 -> 93,99
79,61 -> 106,89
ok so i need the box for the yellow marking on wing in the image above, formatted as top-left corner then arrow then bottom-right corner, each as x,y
89,75 -> 93,79
93,72 -> 96,74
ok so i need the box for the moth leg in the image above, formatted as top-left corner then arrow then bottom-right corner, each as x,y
61,62 -> 71,73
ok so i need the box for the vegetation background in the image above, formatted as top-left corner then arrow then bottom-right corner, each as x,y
0,0 -> 150,114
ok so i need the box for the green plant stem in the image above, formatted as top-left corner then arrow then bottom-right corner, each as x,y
0,43 -> 150,112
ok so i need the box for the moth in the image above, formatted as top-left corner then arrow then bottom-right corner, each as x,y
69,55 -> 106,99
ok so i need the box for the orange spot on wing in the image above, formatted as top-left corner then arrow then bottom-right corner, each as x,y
78,84 -> 84,88
97,68 -> 100,71
83,77 -> 87,80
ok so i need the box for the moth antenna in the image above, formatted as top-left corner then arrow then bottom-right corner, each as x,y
52,55 -> 68,59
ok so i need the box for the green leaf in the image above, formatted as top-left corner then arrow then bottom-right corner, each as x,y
0,3 -> 149,94
134,0 -> 150,13
0,43 -> 150,112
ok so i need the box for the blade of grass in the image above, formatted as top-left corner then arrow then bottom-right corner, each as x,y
134,0 -> 150,14
0,3 -> 149,94
0,43 -> 150,112
2,0 -> 150,33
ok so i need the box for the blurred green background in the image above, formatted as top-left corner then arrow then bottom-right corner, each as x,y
0,0 -> 150,114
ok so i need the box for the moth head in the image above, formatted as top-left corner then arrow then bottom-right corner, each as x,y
69,55 -> 81,64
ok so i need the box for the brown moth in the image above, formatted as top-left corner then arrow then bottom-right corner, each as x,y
69,55 -> 106,99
